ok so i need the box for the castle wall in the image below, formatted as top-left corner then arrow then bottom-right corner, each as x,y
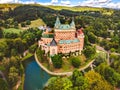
41,38 -> 53,44
58,42 -> 82,54
55,30 -> 76,41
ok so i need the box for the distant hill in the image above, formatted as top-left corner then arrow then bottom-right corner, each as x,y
0,4 -> 113,15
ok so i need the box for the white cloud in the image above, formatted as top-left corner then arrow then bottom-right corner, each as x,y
0,0 -> 14,3
51,0 -> 58,4
61,0 -> 71,5
78,0 -> 117,8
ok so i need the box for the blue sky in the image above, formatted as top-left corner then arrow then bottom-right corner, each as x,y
0,0 -> 120,8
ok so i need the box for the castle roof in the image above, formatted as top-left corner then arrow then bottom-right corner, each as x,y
59,24 -> 71,30
59,38 -> 80,44
54,16 -> 76,30
50,38 -> 57,46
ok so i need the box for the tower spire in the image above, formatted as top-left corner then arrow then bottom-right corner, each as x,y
70,17 -> 75,28
54,16 -> 61,28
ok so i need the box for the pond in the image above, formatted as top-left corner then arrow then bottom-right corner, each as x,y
24,57 -> 50,90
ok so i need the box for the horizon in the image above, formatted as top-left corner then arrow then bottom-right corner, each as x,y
0,0 -> 120,9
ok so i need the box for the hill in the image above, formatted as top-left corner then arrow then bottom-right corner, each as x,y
0,4 -> 113,15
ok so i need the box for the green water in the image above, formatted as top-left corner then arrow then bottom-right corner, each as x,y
24,59 -> 50,90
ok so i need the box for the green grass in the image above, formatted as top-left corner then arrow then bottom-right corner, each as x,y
3,28 -> 22,34
30,19 -> 46,27
46,5 -> 113,15
22,53 -> 33,61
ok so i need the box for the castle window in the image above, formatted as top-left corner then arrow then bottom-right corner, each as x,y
52,49 -> 55,55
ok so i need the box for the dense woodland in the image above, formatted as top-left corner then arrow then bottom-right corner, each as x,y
0,4 -> 120,90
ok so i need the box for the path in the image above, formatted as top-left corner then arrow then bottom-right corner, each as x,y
0,71 -> 6,81
93,44 -> 110,65
35,52 -> 95,76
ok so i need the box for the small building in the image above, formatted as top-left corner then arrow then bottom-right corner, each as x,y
38,16 -> 84,56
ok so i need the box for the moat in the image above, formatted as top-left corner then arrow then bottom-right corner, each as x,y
24,59 -> 50,90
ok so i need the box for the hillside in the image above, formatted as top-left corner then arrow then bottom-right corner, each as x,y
0,4 -> 113,15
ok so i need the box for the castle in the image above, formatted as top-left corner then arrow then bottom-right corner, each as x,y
38,17 -> 84,56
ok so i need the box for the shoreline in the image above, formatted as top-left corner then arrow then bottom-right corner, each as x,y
34,52 -> 95,76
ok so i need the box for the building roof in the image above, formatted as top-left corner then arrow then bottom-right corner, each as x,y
59,38 -> 80,44
50,38 -> 57,46
54,16 -> 61,28
54,16 -> 76,30
59,24 -> 71,30
70,17 -> 75,28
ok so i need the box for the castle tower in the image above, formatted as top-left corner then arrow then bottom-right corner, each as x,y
50,38 -> 58,56
70,17 -> 75,29
54,16 -> 61,29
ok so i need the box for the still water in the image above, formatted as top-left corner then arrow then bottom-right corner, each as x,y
24,60 -> 50,90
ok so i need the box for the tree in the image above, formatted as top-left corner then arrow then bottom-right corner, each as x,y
85,71 -> 113,90
0,28 -> 3,38
51,54 -> 62,68
26,20 -> 31,25
95,63 -> 120,86
83,46 -> 96,59
87,32 -> 97,44
8,66 -> 19,87
94,55 -> 106,66
21,22 -> 26,27
70,57 -> 81,68
14,38 -> 25,55
14,21 -> 18,29
45,77 -> 72,90
29,44 -> 38,53
71,69 -> 89,90
0,78 -> 8,90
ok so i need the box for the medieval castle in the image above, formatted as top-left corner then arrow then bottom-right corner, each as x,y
38,17 -> 84,56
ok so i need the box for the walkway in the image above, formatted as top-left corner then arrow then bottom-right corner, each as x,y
35,52 -> 95,76
0,71 -> 6,81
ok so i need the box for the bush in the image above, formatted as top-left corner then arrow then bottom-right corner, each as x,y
70,57 -> 81,68
21,22 -> 26,27
51,54 -> 62,68
26,20 -> 31,25
29,44 -> 38,53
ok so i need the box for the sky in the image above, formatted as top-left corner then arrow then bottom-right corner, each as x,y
0,0 -> 120,9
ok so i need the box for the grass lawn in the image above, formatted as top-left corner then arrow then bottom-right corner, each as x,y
3,28 -> 22,34
30,18 -> 46,28
96,50 -> 107,60
19,18 -> 46,30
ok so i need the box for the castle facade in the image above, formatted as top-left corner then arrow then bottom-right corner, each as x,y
38,17 -> 84,56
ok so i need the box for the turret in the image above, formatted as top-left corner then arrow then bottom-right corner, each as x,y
70,17 -> 75,29
54,16 -> 61,28
50,38 -> 58,56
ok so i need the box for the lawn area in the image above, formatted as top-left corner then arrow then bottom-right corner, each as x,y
3,28 -> 22,34
30,18 -> 45,27
96,50 -> 107,60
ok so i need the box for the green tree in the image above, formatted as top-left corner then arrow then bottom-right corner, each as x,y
26,20 -> 31,25
0,78 -> 8,90
70,57 -> 81,68
51,54 -> 62,68
83,46 -> 96,59
45,77 -> 72,90
8,66 -> 19,87
95,63 -> 120,86
85,71 -> 113,90
0,28 -> 3,38
21,22 -> 26,27
71,69 -> 89,90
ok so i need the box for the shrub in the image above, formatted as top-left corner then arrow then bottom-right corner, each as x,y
70,57 -> 81,68
51,54 -> 62,68
26,20 -> 31,25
